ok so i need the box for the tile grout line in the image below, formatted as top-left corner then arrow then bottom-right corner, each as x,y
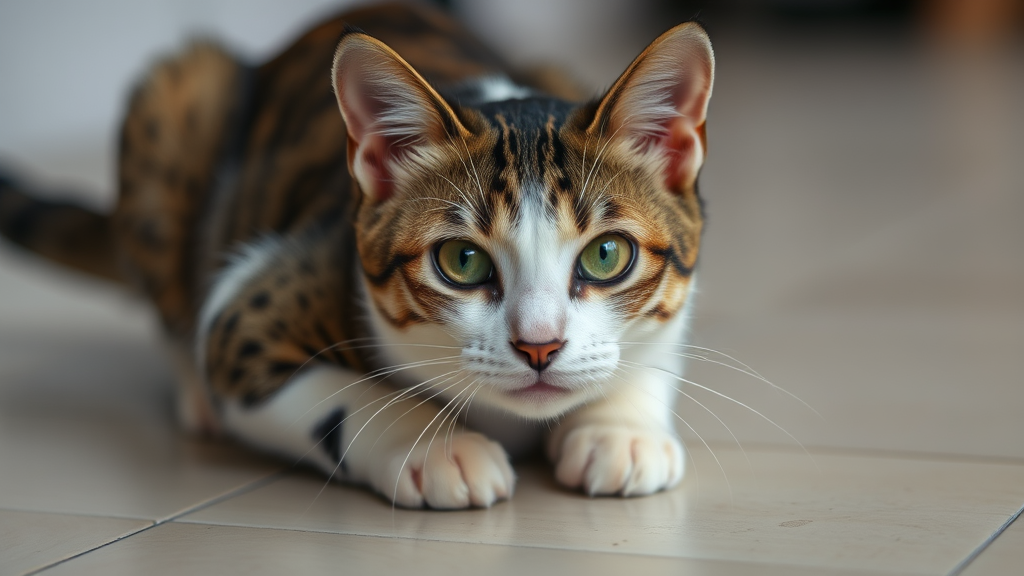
23,470 -> 289,576
165,519 -> 893,574
741,442 -> 1024,467
947,501 -> 1024,576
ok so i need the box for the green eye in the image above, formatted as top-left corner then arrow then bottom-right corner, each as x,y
579,234 -> 632,282
436,240 -> 494,286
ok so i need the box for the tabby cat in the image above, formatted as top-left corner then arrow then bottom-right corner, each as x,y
0,3 -> 714,509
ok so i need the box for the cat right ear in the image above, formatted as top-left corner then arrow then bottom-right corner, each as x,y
588,22 -> 715,195
332,32 -> 467,202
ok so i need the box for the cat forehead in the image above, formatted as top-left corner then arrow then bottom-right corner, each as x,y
402,97 -> 656,249
469,96 -> 577,128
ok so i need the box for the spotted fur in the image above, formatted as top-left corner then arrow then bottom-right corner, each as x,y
0,3 -> 715,507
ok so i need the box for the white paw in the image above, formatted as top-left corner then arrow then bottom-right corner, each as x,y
371,432 -> 515,509
553,424 -> 685,496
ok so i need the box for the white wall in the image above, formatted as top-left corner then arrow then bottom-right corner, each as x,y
0,0 -> 365,200
0,0 -> 653,204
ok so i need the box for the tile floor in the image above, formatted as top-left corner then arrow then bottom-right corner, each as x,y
1,7 -> 1023,576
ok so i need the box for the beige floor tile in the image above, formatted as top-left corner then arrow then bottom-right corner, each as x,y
684,307 -> 1024,460
179,449 -> 1024,575
960,509 -> 1024,576
38,521 -> 890,576
0,508 -> 149,576
0,258 -> 282,520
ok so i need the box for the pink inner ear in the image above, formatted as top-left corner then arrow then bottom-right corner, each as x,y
354,133 -> 395,202
659,121 -> 699,192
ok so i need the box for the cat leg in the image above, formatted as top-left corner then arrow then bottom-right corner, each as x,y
221,365 -> 515,508
547,379 -> 685,497
167,341 -> 221,437
196,237 -> 513,508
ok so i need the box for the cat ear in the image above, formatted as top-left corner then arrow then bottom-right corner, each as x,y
589,23 -> 715,194
332,31 -> 467,202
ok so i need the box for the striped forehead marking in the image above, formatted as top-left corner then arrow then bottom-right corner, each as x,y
466,97 -> 588,236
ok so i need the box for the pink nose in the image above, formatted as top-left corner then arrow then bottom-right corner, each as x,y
512,340 -> 564,371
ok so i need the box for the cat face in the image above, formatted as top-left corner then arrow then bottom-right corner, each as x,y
334,24 -> 714,419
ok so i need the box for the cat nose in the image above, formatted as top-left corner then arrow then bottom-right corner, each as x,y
512,339 -> 565,372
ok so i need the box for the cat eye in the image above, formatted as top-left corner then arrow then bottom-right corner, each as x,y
578,234 -> 633,282
435,240 -> 495,286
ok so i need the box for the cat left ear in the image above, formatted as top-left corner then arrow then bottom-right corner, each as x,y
589,22 -> 715,194
332,31 -> 468,202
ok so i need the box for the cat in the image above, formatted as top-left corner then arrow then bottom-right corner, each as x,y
0,2 -> 714,509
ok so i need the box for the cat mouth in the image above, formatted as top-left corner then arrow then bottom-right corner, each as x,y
506,380 -> 572,401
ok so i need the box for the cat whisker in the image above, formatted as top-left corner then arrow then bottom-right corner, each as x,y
446,380 -> 484,460
457,134 -> 486,205
618,341 -> 821,419
420,378 -> 475,474
365,371 -> 470,456
605,369 -> 705,496
392,377 -> 477,508
338,372 -> 470,475
303,372 -> 470,515
579,119 -> 631,205
618,359 -> 818,471
301,367 -> 465,466
616,364 -> 757,495
282,336 -> 461,389
290,356 -> 463,427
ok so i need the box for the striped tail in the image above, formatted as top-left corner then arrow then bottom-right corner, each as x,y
0,169 -> 123,283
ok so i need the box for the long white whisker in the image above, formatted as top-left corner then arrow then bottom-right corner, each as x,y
300,368 -> 463,472
619,360 -> 819,471
605,369 -> 716,497
392,378 -> 476,508
618,341 -> 822,419
299,369 -> 468,515
366,370 -> 469,455
290,356 -> 462,427
618,365 -> 756,496
446,380 -> 483,459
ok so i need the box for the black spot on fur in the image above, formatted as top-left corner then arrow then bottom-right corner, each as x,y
241,392 -> 260,408
550,130 -> 566,168
229,367 -> 245,384
602,199 -> 624,221
238,340 -> 263,358
269,361 -> 303,376
311,408 -> 347,471
250,291 -> 271,309
296,293 -> 310,310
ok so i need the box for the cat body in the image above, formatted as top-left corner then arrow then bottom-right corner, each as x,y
0,3 -> 714,508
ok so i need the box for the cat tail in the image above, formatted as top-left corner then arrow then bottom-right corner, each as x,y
0,169 -> 124,283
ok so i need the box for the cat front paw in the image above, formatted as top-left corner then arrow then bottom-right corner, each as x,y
372,432 -> 515,509
553,424 -> 685,497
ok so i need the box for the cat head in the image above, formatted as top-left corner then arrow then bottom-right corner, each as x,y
332,23 -> 714,419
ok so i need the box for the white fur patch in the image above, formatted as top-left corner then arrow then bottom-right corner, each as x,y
194,236 -> 283,374
472,76 -> 534,103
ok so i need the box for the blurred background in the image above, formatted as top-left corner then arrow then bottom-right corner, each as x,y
0,0 -> 1022,468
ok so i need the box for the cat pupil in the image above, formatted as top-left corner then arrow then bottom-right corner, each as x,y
459,249 -> 470,268
599,243 -> 609,261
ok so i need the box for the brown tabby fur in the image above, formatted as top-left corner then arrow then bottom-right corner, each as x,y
0,3 -> 703,413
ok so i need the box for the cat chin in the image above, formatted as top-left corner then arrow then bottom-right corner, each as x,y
471,383 -> 600,420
